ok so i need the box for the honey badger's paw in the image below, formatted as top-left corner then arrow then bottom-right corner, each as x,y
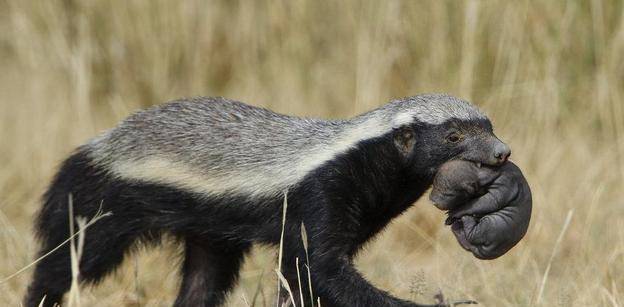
433,292 -> 478,307
405,292 -> 478,307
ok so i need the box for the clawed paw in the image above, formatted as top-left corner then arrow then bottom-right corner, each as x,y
433,292 -> 478,307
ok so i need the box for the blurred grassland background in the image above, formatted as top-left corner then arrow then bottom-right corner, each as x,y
1,0 -> 624,306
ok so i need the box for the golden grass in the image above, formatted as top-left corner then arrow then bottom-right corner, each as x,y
1,1 -> 623,306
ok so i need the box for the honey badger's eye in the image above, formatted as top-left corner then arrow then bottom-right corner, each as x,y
447,132 -> 463,143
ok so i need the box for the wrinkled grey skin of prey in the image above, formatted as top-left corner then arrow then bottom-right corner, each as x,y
430,160 -> 532,260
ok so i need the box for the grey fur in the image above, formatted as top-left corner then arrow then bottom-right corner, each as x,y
87,94 -> 486,197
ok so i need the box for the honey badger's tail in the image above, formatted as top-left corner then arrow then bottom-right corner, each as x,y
24,149 -> 141,307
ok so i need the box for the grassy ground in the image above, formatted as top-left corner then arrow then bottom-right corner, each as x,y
1,1 -> 623,306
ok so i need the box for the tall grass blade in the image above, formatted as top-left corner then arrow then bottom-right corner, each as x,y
296,257 -> 304,307
301,223 -> 315,306
276,269 -> 296,307
276,191 -> 288,307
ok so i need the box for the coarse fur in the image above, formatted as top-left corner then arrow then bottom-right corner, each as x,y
25,94 -> 509,307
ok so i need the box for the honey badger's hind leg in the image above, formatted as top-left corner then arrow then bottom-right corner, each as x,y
24,150 -> 147,307
174,238 -> 251,307
25,220 -> 140,307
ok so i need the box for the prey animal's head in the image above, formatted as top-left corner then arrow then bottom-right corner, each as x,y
429,160 -> 499,210
382,94 -> 510,178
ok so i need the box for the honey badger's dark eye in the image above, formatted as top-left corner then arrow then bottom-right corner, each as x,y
447,132 -> 462,143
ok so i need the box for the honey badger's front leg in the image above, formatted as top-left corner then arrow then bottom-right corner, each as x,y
278,222 -> 438,306
277,185 -> 476,307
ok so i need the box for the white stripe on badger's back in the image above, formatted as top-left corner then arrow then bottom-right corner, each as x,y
87,94 -> 486,198
100,116 -> 394,198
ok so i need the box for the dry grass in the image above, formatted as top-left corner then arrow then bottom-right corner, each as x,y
1,1 -> 623,306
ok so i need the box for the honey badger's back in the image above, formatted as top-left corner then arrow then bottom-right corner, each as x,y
87,97 -> 345,197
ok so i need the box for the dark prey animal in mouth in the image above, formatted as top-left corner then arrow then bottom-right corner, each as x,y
430,160 -> 532,259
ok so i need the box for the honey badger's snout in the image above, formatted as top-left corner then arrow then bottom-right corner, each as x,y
492,139 -> 511,165
461,133 -> 511,167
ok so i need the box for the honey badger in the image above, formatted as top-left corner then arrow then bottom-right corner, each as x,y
25,94 -> 511,307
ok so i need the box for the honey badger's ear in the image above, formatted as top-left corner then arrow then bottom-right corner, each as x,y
393,126 -> 415,156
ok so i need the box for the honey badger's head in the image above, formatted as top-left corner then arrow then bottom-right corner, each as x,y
387,94 -> 510,178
